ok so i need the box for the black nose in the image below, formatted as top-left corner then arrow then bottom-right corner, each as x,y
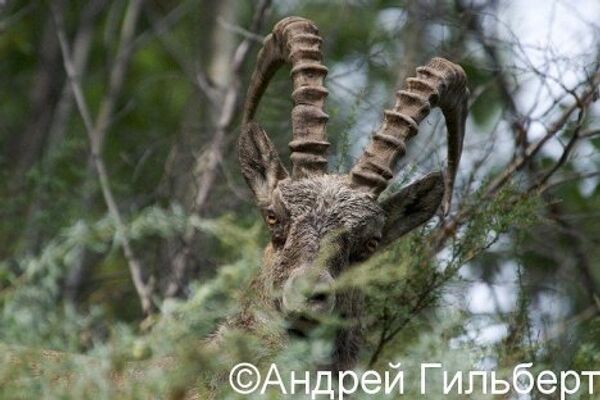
308,292 -> 328,303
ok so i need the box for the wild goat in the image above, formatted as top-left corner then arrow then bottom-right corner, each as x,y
217,16 -> 469,372
2,16 -> 469,398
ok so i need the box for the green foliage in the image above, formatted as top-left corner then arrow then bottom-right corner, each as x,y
0,0 -> 599,398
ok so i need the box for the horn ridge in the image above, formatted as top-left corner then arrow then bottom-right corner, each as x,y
349,57 -> 469,213
242,17 -> 331,179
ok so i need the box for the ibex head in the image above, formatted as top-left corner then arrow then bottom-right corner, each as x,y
239,17 -> 468,332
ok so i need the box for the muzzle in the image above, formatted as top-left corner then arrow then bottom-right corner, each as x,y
281,264 -> 336,315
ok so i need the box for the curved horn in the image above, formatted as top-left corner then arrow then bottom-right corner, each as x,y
242,17 -> 330,179
349,57 -> 469,213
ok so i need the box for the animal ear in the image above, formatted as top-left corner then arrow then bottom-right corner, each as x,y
379,172 -> 445,246
239,122 -> 289,206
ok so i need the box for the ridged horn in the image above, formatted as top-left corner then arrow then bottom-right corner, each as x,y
349,57 -> 469,213
242,16 -> 330,179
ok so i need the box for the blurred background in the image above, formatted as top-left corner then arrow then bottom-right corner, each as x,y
1,0 -> 600,397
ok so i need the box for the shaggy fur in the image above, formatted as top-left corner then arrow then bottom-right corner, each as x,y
219,16 -> 468,372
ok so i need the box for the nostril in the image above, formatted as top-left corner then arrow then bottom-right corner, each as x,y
282,268 -> 336,313
308,289 -> 335,314
309,292 -> 328,303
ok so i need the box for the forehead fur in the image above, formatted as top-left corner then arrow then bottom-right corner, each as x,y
277,175 -> 383,229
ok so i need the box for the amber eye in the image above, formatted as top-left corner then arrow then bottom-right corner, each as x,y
266,212 -> 278,226
366,238 -> 379,253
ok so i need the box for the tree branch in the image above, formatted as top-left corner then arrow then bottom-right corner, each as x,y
483,74 -> 600,198
51,0 -> 156,316
430,72 -> 599,254
165,0 -> 272,298
527,107 -> 585,194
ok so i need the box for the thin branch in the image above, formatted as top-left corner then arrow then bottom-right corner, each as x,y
143,4 -> 222,109
217,16 -> 265,43
93,0 -> 144,151
581,129 -> 600,139
428,72 -> 600,254
0,3 -> 35,33
21,0 -> 106,260
192,0 -> 272,213
484,74 -> 600,198
541,171 -> 600,192
165,0 -> 272,298
457,0 -> 529,153
51,0 -> 156,316
528,106 -> 586,194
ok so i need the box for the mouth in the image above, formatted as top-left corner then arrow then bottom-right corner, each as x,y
285,312 -> 320,338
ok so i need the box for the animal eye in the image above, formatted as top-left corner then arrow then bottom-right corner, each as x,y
366,238 -> 379,253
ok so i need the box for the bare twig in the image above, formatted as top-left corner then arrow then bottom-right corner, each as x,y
541,171 -> 600,192
0,3 -> 34,33
528,107 -> 586,194
20,0 -> 107,263
51,0 -> 156,315
427,72 -> 600,255
165,0 -> 272,297
143,3 -> 222,109
484,74 -> 600,198
217,17 -> 265,43
581,129 -> 600,139
93,0 -> 144,151
457,0 -> 529,154
192,0 -> 271,213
